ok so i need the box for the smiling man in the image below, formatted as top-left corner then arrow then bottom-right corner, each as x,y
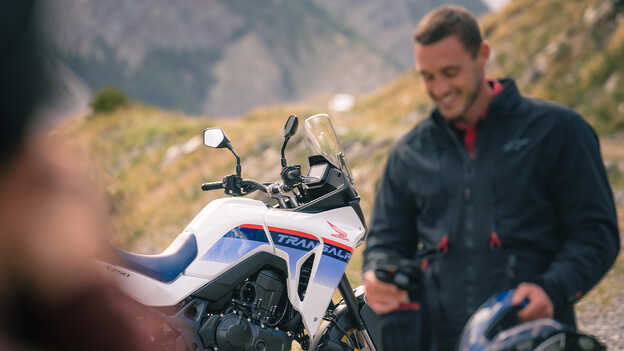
362,5 -> 619,350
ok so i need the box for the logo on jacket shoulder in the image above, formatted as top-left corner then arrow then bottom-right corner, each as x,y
502,138 -> 531,152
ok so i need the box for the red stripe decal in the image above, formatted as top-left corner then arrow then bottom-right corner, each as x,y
268,226 -> 319,241
322,238 -> 353,253
239,224 -> 264,230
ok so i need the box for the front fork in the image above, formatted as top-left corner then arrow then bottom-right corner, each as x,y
337,274 -> 377,350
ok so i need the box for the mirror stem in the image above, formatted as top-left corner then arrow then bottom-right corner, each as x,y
280,136 -> 290,168
226,143 -> 242,177
235,159 -> 241,177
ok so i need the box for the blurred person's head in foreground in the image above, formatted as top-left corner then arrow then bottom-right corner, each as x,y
1,1 -> 51,160
0,2 -> 161,350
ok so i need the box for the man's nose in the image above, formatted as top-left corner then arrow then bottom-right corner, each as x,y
430,79 -> 451,98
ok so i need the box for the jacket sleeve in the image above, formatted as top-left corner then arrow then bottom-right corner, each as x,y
362,146 -> 420,273
532,113 -> 620,314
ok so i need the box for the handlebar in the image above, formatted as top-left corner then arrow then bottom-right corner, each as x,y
241,179 -> 269,194
201,182 -> 224,191
201,176 -> 269,195
201,175 -> 302,208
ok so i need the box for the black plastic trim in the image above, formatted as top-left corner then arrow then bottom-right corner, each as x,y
298,254 -> 315,300
191,251 -> 288,302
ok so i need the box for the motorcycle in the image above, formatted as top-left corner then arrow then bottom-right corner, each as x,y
99,114 -> 381,351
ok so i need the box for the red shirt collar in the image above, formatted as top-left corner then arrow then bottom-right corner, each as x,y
455,79 -> 502,125
451,79 -> 503,159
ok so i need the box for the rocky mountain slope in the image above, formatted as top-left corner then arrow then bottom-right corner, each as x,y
47,0 -> 487,116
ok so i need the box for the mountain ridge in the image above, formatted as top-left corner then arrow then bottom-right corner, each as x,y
47,0 -> 488,116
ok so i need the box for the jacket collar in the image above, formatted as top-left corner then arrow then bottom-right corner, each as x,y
431,78 -> 522,126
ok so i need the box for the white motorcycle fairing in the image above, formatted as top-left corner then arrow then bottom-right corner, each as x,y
100,197 -> 365,337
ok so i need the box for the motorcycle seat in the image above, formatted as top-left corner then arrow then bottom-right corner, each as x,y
112,234 -> 198,283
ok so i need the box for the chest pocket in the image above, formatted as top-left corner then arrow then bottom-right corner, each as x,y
492,138 -> 536,206
406,145 -> 453,249
490,137 -> 547,246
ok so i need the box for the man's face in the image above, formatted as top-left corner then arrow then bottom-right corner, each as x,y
414,35 -> 487,121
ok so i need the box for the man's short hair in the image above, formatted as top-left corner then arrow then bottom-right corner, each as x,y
414,5 -> 482,57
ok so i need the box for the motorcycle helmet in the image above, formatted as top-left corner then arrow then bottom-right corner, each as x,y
457,290 -> 606,351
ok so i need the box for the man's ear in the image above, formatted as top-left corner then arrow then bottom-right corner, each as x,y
478,42 -> 490,67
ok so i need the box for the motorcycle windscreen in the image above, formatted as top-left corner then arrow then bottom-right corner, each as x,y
303,113 -> 354,183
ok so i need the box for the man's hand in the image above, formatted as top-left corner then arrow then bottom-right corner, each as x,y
363,270 -> 409,314
512,282 -> 554,322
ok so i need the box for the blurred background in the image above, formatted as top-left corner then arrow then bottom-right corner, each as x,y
37,0 -> 624,347
45,0 -> 489,117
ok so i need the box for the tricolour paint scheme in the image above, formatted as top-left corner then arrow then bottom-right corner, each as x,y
98,197 -> 365,336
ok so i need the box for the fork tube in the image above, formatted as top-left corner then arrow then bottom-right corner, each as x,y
338,274 -> 377,350
338,274 -> 366,330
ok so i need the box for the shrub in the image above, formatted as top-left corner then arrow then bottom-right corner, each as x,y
89,87 -> 129,115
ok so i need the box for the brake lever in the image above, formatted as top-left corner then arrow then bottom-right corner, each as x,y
223,174 -> 244,196
267,183 -> 299,208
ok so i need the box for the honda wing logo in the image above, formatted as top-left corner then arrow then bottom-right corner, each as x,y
328,221 -> 349,240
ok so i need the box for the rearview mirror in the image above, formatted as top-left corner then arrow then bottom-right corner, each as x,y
281,115 -> 299,168
283,115 -> 299,139
203,128 -> 230,148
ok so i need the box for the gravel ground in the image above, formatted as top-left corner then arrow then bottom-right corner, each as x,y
583,139 -> 624,349
577,281 -> 624,350
574,185 -> 623,350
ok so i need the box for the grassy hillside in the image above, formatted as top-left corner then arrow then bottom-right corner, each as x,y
482,0 -> 624,134
60,0 -> 623,289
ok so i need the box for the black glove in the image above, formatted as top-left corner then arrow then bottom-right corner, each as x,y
374,259 -> 432,351
374,259 -> 423,301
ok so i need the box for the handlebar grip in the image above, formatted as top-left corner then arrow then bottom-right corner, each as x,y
201,182 -> 224,191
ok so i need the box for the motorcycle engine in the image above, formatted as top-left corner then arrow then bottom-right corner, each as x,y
198,269 -> 292,351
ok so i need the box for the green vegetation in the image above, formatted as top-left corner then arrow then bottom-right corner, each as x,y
481,0 -> 624,134
89,87 -> 130,115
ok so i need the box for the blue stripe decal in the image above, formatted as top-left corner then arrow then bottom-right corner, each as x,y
315,255 -> 349,288
225,226 -> 269,242
202,226 -> 269,263
313,242 -> 352,288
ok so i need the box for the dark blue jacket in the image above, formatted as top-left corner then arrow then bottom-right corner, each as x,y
363,79 -> 620,349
